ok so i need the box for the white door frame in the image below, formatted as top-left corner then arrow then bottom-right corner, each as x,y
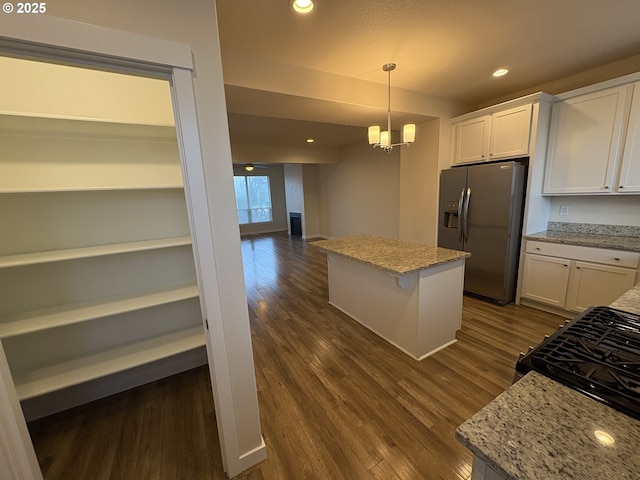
0,14 -> 264,479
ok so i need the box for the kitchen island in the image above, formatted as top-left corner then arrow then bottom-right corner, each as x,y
456,284 -> 640,480
313,235 -> 470,360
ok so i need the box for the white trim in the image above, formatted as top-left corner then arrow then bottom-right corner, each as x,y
0,14 -> 192,71
170,66 -> 243,476
555,71 -> 640,101
0,340 -> 42,480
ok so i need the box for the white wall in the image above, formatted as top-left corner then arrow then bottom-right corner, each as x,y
318,142 -> 400,238
232,144 -> 340,165
399,119 -> 441,245
302,164 -> 321,238
283,163 -> 322,239
548,195 -> 640,226
236,164 -> 288,236
0,57 -> 174,125
283,164 -> 304,236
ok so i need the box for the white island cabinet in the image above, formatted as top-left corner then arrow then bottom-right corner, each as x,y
313,235 -> 470,360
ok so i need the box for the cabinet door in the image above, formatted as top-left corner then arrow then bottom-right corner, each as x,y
565,262 -> 637,312
520,254 -> 570,307
489,104 -> 532,160
544,86 -> 629,194
454,115 -> 490,164
618,82 -> 640,193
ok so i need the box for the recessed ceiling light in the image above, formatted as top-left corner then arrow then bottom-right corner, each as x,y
306,138 -> 315,143
291,0 -> 315,14
493,68 -> 509,78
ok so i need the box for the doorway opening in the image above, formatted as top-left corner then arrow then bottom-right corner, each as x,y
0,54 -> 224,477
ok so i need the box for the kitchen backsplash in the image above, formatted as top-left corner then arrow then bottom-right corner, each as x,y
547,222 -> 640,237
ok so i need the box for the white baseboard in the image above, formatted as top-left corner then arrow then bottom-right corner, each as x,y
239,227 -> 288,237
231,437 -> 267,477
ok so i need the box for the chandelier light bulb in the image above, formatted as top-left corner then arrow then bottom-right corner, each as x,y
402,124 -> 416,143
368,126 -> 381,145
380,130 -> 390,147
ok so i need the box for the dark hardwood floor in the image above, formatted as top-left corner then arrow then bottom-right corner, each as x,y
29,232 -> 564,479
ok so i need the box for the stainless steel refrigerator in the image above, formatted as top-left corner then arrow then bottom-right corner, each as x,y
438,161 -> 526,305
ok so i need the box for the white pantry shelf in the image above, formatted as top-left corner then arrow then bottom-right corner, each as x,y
0,284 -> 199,339
13,326 -> 206,400
0,236 -> 192,268
0,185 -> 184,194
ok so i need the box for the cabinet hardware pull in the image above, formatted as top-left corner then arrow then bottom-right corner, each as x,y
576,266 -> 581,270
535,247 -> 541,250
619,185 -> 624,189
563,264 -> 568,267
604,185 -> 609,189
614,257 -> 621,261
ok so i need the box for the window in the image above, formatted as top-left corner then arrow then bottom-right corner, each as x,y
234,175 -> 273,225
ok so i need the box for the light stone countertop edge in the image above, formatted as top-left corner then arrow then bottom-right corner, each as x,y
524,230 -> 640,253
311,235 -> 470,275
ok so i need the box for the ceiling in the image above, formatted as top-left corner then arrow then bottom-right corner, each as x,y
216,0 -> 640,150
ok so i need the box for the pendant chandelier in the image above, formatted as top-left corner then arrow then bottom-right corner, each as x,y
368,63 -> 416,152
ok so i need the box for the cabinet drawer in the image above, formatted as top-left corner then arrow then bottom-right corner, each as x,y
526,240 -> 640,268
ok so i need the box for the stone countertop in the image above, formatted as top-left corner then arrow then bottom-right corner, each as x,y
524,230 -> 640,252
456,372 -> 640,480
610,285 -> 640,315
311,235 -> 470,275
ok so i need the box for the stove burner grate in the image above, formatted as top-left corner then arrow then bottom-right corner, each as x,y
516,306 -> 640,421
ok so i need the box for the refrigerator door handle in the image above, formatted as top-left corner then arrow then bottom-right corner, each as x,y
463,187 -> 471,242
457,188 -> 465,242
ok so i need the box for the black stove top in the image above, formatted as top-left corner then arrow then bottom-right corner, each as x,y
516,306 -> 640,421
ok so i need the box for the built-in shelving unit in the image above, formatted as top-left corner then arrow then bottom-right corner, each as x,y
0,236 -> 192,268
0,113 -> 205,419
0,283 -> 199,338
13,325 -> 205,400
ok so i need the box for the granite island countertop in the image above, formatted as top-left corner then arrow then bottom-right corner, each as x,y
456,285 -> 640,480
525,230 -> 640,253
312,235 -> 470,275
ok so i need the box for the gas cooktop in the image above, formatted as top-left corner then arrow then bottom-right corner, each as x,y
516,306 -> 640,421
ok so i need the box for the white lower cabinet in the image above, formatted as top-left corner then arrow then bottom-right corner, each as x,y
521,254 -> 570,307
565,261 -> 637,312
520,240 -> 639,313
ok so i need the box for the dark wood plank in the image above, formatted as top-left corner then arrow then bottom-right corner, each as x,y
28,232 -> 563,479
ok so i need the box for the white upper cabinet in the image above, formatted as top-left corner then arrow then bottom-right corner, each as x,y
543,85 -> 632,194
489,104 -> 533,160
454,115 -> 490,164
618,82 -> 640,193
453,104 -> 532,165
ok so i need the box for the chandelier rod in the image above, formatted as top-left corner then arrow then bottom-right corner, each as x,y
384,63 -> 395,145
